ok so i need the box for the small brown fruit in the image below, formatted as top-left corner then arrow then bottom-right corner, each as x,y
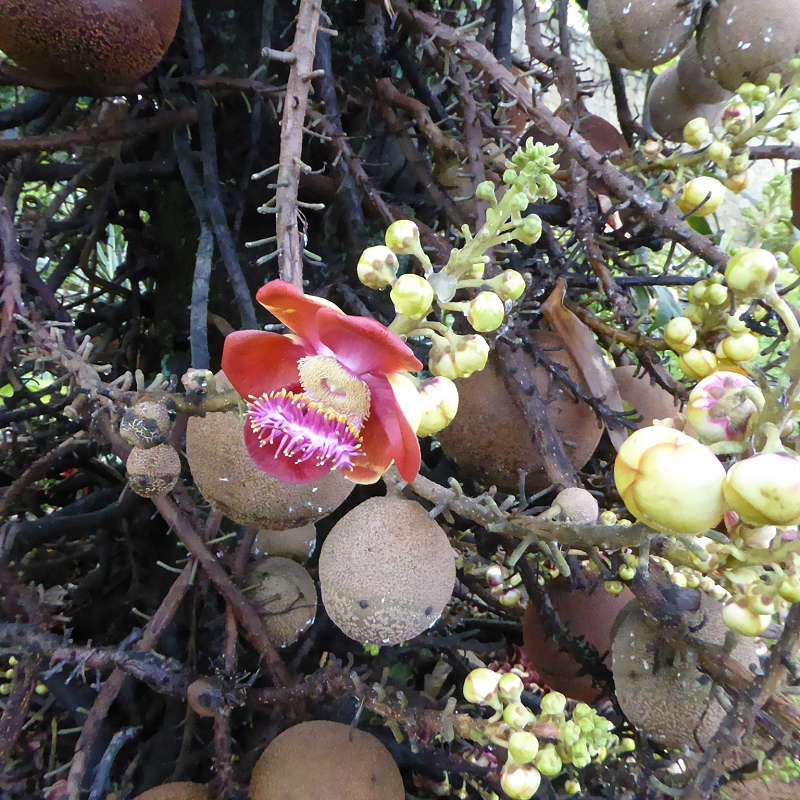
244,557 -> 317,647
319,497 -> 455,645
126,444 -> 180,498
612,595 -> 759,748
255,523 -> 317,562
522,577 -> 632,703
186,408 -> 353,530
647,68 -> 726,141
0,0 -> 181,87
612,365 -> 682,428
588,0 -> 696,71
437,332 -> 603,494
132,783 -> 209,800
249,720 -> 404,800
698,0 -> 800,91
552,488 -> 599,524
677,39 -> 732,105
120,400 -> 172,449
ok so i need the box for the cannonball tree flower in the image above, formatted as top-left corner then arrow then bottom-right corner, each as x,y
221,280 -> 423,485
614,426 -> 726,534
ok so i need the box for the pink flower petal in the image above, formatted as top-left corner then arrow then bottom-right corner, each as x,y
315,307 -> 423,376
221,331 -> 306,400
243,422 -> 333,484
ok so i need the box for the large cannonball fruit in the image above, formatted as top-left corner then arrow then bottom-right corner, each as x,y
588,0 -> 696,71
522,577 -> 633,703
612,366 -> 682,429
132,783 -> 209,800
126,443 -> 181,498
0,0 -> 181,87
250,720 -> 404,800
319,497 -> 456,645
647,68 -> 726,141
677,39 -> 732,106
186,409 -> 353,530
612,595 -> 759,749
698,0 -> 800,91
437,332 -> 603,494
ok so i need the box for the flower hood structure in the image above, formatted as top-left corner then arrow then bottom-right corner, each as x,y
222,281 -> 423,484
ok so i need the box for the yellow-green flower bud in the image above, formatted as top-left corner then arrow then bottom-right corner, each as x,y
719,333 -> 760,363
599,510 -> 617,526
738,82 -> 757,100
725,248 -> 778,299
569,741 -> 591,769
385,219 -> 421,255
390,274 -> 434,319
722,601 -> 771,636
467,291 -> 505,332
708,141 -> 732,167
618,565 -> 635,581
678,177 -> 725,218
429,334 -> 489,379
500,588 -> 522,607
789,242 -> 800,271
463,667 -> 501,705
357,245 -> 399,289
491,269 -> 526,301
671,571 -> 688,588
34,683 -> 48,696
501,763 -> 541,800
508,731 -> 539,764
516,214 -> 542,246
620,737 -> 636,753
689,280 -> 709,303
416,376 -> 459,437
725,172 -> 749,194
539,691 -> 566,716
705,283 -> 729,306
683,117 -> 710,148
0,684 -> 12,696
564,779 -> 581,796
753,83 -> 771,101
678,348 -> 718,381
504,702 -> 536,729
534,744 -> 562,778
778,576 -> 800,604
498,672 -> 525,705
4,669 -> 14,679
615,426 -> 726,534
664,316 -> 697,353
573,703 -> 593,721
475,180 -> 496,203
724,453 -> 800,526
604,580 -> 624,596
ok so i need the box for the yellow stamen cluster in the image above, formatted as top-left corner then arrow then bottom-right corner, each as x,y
297,355 -> 371,425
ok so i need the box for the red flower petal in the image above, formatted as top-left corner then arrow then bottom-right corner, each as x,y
315,308 -> 423,377
221,330 -> 306,400
243,423 -> 333,484
256,280 -> 341,349
350,375 -> 421,484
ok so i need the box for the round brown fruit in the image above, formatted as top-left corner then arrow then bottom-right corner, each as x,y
588,0 -> 696,71
244,557 -> 317,647
698,0 -> 800,91
255,523 -> 317,562
552,488 -> 599,524
0,0 -> 181,87
120,399 -> 172,449
132,783 -> 209,800
436,332 -> 603,494
612,365 -> 682,429
677,39 -> 732,106
612,594 -> 759,749
250,720 -> 404,800
647,68 -> 726,141
186,408 -> 353,530
126,443 -> 181,498
522,577 -> 633,703
319,497 -> 455,646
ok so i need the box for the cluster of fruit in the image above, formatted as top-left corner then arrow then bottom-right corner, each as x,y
0,656 -> 47,698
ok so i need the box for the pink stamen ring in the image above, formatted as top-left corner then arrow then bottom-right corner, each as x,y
247,389 -> 362,471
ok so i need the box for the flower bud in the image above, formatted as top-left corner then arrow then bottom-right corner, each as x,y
705,283 -> 729,307
664,316 -> 697,353
689,280 -> 709,303
463,668 -> 501,705
708,141 -> 732,167
390,274 -> 434,319
620,737 -> 636,753
535,744 -> 562,778
357,245 -> 399,289
724,453 -> 800,526
501,763 -> 541,800
604,580 -> 625,596
678,348 -> 718,381
486,564 -> 504,587
540,691 -> 567,716
738,81 -> 757,100
643,139 -> 662,158
719,332 -> 760,363
618,564 -> 636,581
498,672 -> 525,705
504,702 -> 536,729
725,172 -> 750,194
491,269 -> 526,301
500,588 -> 522,607
565,780 -> 581,796
475,180 -> 496,203
429,334 -> 490,380
385,219 -> 421,255
678,177 -> 725,218
467,291 -> 505,332
723,103 -> 754,134
416,376 -> 459,437
722,601 -> 771,636
515,214 -> 542,245
683,117 -> 710,148
599,510 -> 617,526
789,242 -> 800,271
687,372 -> 764,445
34,683 -> 48,696
508,731 -> 539,764
778,576 -> 800,604
615,426 -> 726,534
725,248 -> 778,299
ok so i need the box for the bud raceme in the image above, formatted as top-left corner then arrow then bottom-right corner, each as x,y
390,274 -> 434,319
614,426 -> 726,534
356,245 -> 399,289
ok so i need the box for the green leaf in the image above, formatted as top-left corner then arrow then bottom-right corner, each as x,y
687,216 -> 713,235
652,286 -> 683,327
